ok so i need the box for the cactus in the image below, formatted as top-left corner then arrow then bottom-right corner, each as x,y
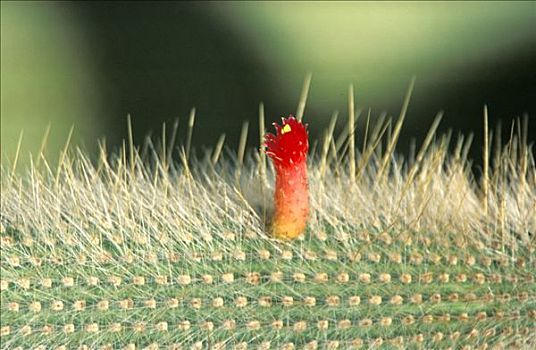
1,86 -> 535,350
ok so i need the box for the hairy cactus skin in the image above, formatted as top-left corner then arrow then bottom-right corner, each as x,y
1,231 -> 534,349
1,110 -> 535,349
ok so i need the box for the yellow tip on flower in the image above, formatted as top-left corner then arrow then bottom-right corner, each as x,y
281,124 -> 292,134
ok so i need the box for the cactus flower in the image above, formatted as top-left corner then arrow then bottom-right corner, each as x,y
264,116 -> 309,240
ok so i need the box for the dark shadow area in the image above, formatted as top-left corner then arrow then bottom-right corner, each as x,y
67,2 -> 535,170
399,46 -> 536,173
71,1 -> 278,154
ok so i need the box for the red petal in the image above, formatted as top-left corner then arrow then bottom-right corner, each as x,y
264,115 -> 308,168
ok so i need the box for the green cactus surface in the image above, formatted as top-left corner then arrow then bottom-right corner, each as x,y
1,93 -> 535,349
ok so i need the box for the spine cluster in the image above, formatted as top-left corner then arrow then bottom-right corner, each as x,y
1,230 -> 534,349
1,103 -> 534,348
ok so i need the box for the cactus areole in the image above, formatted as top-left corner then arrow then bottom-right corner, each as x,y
265,116 -> 309,240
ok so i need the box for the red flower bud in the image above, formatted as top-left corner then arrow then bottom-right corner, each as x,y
264,116 -> 309,240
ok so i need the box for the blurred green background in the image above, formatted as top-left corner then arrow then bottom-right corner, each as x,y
1,1 -> 535,167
